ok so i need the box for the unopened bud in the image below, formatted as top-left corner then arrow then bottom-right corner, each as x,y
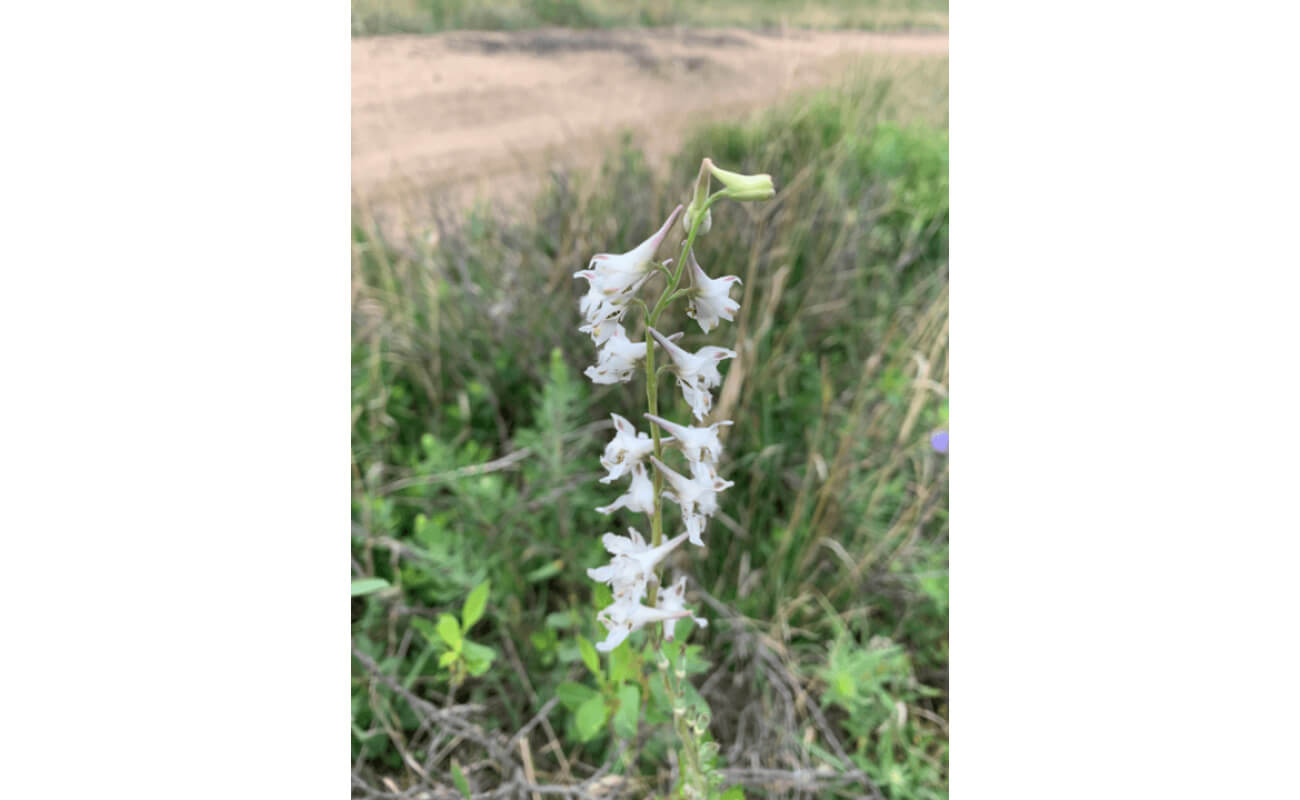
684,158 -> 713,234
709,163 -> 775,201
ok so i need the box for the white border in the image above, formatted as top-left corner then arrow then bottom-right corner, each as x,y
5,2 -> 348,797
954,0 -> 1300,796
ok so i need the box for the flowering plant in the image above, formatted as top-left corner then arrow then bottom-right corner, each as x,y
572,158 -> 773,798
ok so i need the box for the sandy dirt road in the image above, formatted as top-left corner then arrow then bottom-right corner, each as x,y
352,28 -> 947,231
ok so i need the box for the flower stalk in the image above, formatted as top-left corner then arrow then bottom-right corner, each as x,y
573,158 -> 772,796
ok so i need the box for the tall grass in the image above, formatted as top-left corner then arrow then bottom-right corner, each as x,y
352,70 -> 948,798
352,0 -> 949,36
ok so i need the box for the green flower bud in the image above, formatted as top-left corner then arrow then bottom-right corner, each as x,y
684,158 -> 713,234
708,162 -> 775,201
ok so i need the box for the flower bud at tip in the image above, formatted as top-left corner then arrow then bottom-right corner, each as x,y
708,162 -> 775,201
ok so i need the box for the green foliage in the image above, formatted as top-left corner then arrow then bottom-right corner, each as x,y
350,577 -> 390,596
352,71 -> 947,797
351,0 -> 949,36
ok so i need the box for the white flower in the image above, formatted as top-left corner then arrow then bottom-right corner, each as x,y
584,325 -> 648,385
644,413 -> 731,466
595,596 -> 691,652
599,413 -> 660,483
685,251 -> 741,334
677,382 -> 715,422
595,462 -> 655,516
657,575 -> 708,641
650,456 -> 734,546
578,309 -> 629,346
646,328 -> 737,421
573,205 -> 683,333
587,527 -> 689,603
584,327 -> 686,384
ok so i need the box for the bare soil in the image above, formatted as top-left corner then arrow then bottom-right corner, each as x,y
352,27 -> 947,232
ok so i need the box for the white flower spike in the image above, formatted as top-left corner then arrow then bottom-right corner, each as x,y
643,413 -> 731,466
595,597 -> 691,652
587,528 -> 690,603
657,575 -> 708,642
650,456 -> 735,546
599,413 -> 660,483
646,328 -> 737,421
685,251 -> 741,334
595,462 -> 656,516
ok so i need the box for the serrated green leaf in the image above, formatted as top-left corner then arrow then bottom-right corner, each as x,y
557,681 -> 598,711
462,581 -> 490,631
575,694 -> 609,742
720,786 -> 745,800
612,684 -> 640,739
350,578 -> 389,597
438,651 -> 459,668
437,614 -> 462,650
451,762 -> 470,798
577,635 -> 600,676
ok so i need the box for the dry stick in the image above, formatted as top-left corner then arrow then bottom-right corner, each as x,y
353,648 -> 514,768
518,739 -> 542,800
500,630 -> 573,781
378,420 -> 612,494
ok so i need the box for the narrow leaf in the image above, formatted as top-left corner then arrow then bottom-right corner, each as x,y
462,580 -> 490,631
577,634 -> 600,676
350,578 -> 389,597
451,763 -> 470,798
612,684 -> 640,740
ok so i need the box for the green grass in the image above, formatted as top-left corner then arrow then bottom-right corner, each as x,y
352,0 -> 949,36
352,70 -> 948,798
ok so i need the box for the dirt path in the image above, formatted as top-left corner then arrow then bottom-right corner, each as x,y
352,28 -> 947,232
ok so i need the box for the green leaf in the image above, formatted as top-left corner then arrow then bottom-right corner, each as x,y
462,580 -> 490,632
461,640 -> 496,676
612,684 -> 640,739
720,786 -> 745,800
438,651 -> 459,668
410,617 -> 438,643
575,694 -> 609,742
451,762 -> 470,798
545,611 -> 577,630
525,559 -> 564,583
557,681 -> 598,711
350,578 -> 389,597
577,635 -> 600,676
437,614 -> 462,651
608,641 -> 634,684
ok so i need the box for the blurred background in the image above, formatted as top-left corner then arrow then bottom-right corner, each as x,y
352,1 -> 948,797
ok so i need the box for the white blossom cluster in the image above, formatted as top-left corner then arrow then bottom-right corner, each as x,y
574,203 -> 745,652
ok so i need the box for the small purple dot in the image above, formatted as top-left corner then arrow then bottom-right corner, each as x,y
930,431 -> 948,454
